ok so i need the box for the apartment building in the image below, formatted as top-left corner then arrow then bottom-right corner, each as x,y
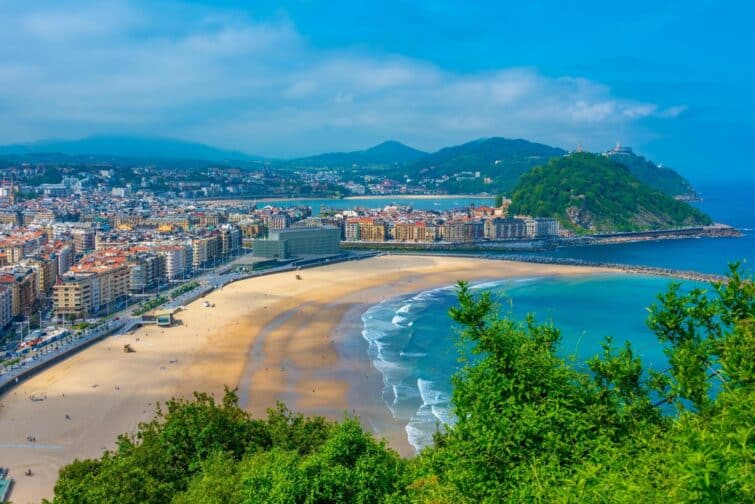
484,218 -> 528,240
393,222 -> 438,243
0,286 -> 13,329
0,266 -> 39,317
72,228 -> 96,256
54,258 -> 129,319
192,235 -> 220,269
156,244 -> 192,280
219,225 -> 242,257
525,217 -> 560,238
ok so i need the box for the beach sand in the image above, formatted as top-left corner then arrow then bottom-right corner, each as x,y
0,255 -> 611,503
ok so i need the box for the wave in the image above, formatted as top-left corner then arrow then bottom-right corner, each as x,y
417,377 -> 447,406
399,351 -> 427,358
361,278 -> 551,453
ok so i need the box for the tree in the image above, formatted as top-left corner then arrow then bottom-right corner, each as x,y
49,266 -> 753,503
418,266 -> 753,502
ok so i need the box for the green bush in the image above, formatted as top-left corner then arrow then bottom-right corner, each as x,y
48,265 -> 753,503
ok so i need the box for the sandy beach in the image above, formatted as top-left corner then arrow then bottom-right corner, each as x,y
0,255 -> 611,503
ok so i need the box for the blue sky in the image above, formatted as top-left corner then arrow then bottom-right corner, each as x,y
1,0 -> 753,180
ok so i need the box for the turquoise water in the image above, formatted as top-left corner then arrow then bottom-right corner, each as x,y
519,181 -> 753,275
256,195 -> 494,214
352,182 -> 751,451
362,275 -> 701,451
259,183 -> 752,275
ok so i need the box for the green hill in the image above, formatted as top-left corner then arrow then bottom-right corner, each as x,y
509,153 -> 711,233
405,137 -> 565,193
289,140 -> 427,168
607,148 -> 697,198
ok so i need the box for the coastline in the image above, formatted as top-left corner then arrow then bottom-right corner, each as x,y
200,193 -> 492,205
0,255 -> 611,502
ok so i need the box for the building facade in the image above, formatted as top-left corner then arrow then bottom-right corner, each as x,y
252,227 -> 341,259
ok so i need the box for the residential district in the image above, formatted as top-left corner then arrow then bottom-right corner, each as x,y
0,166 -> 564,371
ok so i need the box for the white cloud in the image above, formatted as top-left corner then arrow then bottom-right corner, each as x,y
0,1 -> 685,155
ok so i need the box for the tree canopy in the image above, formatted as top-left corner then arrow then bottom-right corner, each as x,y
48,265 -> 753,503
509,152 -> 711,233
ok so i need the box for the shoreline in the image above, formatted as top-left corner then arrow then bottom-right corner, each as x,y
200,194 -> 492,204
0,256 -> 614,502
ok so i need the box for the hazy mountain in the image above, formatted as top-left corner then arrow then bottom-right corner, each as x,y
289,140 -> 427,168
0,135 -> 258,163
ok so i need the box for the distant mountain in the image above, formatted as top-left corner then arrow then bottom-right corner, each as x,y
509,152 -> 711,233
290,141 -> 427,168
0,135 -> 258,163
404,137 -> 566,194
605,147 -> 697,198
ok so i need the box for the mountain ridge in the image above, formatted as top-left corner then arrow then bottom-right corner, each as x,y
289,140 -> 427,167
0,135 -> 699,199
0,135 -> 259,163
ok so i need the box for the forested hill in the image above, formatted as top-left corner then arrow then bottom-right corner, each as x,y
289,140 -> 427,168
403,137 -> 566,193
509,153 -> 712,233
607,150 -> 697,198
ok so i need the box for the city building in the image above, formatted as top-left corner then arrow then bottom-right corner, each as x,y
0,286 -> 13,329
525,217 -> 560,238
54,259 -> 129,320
484,218 -> 527,240
157,244 -> 192,280
192,235 -> 220,269
0,266 -> 39,317
219,225 -> 242,257
268,213 -> 292,230
72,228 -> 96,256
393,222 -> 438,243
252,227 -> 341,259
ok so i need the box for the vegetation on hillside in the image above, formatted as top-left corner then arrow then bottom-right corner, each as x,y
609,151 -> 697,198
47,265 -> 753,503
289,141 -> 428,169
509,152 -> 712,233
401,137 -> 565,194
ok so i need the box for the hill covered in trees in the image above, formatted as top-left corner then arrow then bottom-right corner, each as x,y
397,137 -> 565,194
46,266 -> 753,503
607,149 -> 697,198
289,141 -> 428,168
509,152 -> 711,233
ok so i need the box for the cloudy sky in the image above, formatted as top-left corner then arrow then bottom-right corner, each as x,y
1,1 -> 752,178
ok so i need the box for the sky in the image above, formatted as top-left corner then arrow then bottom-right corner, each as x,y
1,0 -> 753,180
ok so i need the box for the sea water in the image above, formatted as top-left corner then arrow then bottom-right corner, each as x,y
362,274 -> 704,452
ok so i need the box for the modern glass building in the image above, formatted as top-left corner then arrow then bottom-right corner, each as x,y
252,227 -> 341,259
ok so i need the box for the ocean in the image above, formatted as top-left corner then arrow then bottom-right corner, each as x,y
356,180 -> 753,451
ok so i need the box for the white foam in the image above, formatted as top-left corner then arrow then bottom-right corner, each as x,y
431,404 -> 454,426
399,351 -> 427,358
417,378 -> 449,407
405,423 -> 431,452
469,279 -> 509,290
